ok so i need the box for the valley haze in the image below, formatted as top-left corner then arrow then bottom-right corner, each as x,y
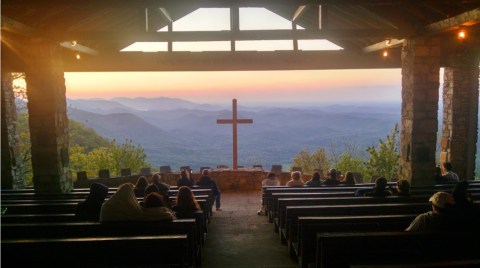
67,97 -> 402,172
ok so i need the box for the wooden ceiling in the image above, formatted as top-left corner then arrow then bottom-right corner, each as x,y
2,0 -> 480,72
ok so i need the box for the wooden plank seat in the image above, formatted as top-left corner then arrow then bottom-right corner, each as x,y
2,235 -> 189,268
2,219 -> 201,267
296,214 -> 417,268
282,203 -> 432,244
316,231 -> 480,268
262,181 -> 480,214
268,192 -> 354,223
274,194 -> 480,233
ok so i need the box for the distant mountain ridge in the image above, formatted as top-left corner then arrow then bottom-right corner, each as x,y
67,97 -> 405,171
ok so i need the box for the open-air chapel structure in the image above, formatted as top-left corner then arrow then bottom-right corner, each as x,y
2,0 -> 480,192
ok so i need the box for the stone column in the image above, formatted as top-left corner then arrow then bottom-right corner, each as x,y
23,38 -> 72,192
441,47 -> 479,180
399,37 -> 441,185
1,72 -> 25,189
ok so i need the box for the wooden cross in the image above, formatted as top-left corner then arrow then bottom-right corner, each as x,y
217,99 -> 253,170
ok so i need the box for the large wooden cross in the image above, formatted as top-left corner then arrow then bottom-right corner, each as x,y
217,99 -> 253,170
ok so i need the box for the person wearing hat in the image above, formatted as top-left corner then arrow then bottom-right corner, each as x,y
405,192 -> 456,231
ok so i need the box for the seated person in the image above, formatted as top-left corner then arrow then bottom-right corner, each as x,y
257,172 -> 280,215
139,184 -> 159,207
286,171 -> 304,187
323,168 -> 340,186
390,179 -> 411,197
172,186 -> 201,218
177,169 -> 194,188
151,172 -> 170,196
364,177 -> 392,197
100,183 -> 143,222
305,171 -> 322,187
75,182 -> 109,221
196,169 -> 221,211
406,192 -> 456,231
133,176 -> 148,198
442,162 -> 460,182
339,171 -> 356,185
142,192 -> 176,221
262,172 -> 280,187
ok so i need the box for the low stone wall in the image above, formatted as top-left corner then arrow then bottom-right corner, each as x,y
74,170 -> 312,192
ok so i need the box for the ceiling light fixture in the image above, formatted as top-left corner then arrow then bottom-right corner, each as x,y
457,29 -> 466,40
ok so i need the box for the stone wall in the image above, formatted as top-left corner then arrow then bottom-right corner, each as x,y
399,37 -> 440,185
23,38 -> 72,193
74,170 -> 312,191
1,72 -> 25,189
441,47 -> 480,180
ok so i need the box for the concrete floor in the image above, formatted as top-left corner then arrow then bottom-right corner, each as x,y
201,190 -> 298,268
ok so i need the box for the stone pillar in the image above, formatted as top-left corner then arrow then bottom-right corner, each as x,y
399,37 -> 441,185
441,47 -> 479,180
1,72 -> 25,189
23,38 -> 72,192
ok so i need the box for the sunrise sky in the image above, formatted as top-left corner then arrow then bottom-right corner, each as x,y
64,69 -> 403,105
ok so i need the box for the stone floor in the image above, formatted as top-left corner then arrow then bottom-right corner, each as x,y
201,190 -> 298,268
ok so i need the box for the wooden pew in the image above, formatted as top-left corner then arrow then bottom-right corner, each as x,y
275,195 -> 450,233
296,214 -> 417,268
2,219 -> 201,267
282,203 -> 431,244
316,231 -> 480,268
268,192 -> 354,223
2,235 -> 189,268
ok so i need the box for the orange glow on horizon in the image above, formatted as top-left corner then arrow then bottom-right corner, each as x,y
65,69 -> 401,103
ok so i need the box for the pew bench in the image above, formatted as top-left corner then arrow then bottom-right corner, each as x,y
316,231 -> 480,268
2,235 -> 189,268
282,203 -> 431,244
296,214 -> 417,268
2,219 -> 201,267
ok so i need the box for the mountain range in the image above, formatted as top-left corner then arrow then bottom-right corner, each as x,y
67,97 -> 403,171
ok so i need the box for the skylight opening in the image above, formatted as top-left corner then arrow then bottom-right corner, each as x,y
239,8 -> 292,30
298,40 -> 343,51
173,41 -> 230,52
158,8 -> 230,32
236,40 -> 293,51
121,42 -> 168,52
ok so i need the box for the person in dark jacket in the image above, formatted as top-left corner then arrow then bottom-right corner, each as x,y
365,177 -> 392,197
196,169 -> 221,211
177,169 -> 194,188
75,182 -> 109,221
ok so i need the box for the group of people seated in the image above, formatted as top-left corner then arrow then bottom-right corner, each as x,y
279,169 -> 357,188
74,173 -> 203,222
177,168 -> 222,211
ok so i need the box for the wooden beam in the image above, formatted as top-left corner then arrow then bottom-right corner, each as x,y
59,42 -> 99,55
362,38 -> 404,53
2,16 -> 99,55
58,29 -> 403,43
57,50 -> 402,72
293,5 -> 308,21
1,0 -> 416,9
363,7 -> 480,53
424,8 -> 480,33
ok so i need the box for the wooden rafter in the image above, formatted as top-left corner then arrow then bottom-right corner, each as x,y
58,29 -> 403,43
363,7 -> 480,53
424,7 -> 480,33
2,0 -> 417,9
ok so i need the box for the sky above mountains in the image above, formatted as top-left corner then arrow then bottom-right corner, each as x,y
65,69 -> 404,105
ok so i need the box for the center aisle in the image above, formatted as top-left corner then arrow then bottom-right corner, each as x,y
201,190 -> 298,268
